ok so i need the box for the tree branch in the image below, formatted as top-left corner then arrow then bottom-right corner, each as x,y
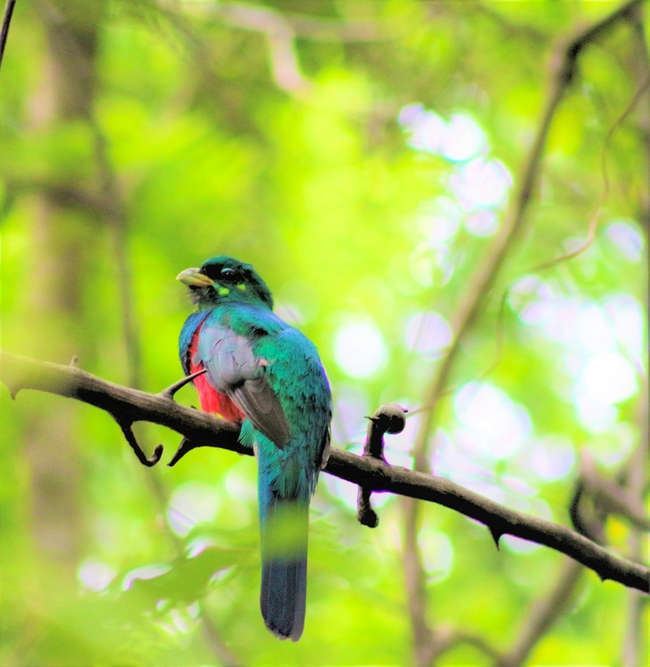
0,0 -> 17,71
1,350 -> 648,594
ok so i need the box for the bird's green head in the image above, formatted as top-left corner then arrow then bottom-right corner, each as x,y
177,255 -> 274,310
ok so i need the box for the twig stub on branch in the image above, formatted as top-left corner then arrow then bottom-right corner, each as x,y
357,403 -> 407,528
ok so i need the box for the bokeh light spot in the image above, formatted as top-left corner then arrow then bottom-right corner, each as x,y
404,311 -> 452,358
333,320 -> 388,379
450,158 -> 512,210
578,352 -> 638,404
529,436 -> 576,481
418,529 -> 454,581
122,563 -> 172,591
605,220 -> 643,262
78,559 -> 117,592
465,209 -> 499,237
454,382 -> 532,459
167,481 -> 221,537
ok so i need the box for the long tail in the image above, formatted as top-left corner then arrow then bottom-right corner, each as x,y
259,495 -> 309,641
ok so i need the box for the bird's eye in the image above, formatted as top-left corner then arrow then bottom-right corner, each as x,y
219,268 -> 238,283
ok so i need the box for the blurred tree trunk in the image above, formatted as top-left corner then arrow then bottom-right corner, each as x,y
24,0 -> 105,583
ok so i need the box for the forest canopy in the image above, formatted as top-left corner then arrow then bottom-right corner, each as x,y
0,1 -> 648,666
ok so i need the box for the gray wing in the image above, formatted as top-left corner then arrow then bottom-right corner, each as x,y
196,322 -> 291,448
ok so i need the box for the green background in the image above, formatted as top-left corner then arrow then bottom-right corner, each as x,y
0,1 -> 647,665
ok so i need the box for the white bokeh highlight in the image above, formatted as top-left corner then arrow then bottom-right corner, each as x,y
167,481 -> 221,537
78,559 -> 117,592
122,563 -> 172,591
333,320 -> 388,379
418,529 -> 454,582
449,157 -> 511,211
398,105 -> 487,162
404,311 -> 453,358
453,382 -> 532,460
605,220 -> 644,262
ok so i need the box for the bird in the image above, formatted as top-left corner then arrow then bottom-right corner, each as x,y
177,255 -> 331,641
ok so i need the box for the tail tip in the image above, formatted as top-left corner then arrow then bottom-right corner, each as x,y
265,618 -> 303,642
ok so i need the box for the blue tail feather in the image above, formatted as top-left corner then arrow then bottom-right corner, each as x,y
259,496 -> 308,641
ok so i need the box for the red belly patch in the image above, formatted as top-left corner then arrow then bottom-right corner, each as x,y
189,324 -> 245,423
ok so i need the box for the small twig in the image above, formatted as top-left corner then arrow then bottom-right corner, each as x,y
0,0 -> 17,71
166,435 -> 229,468
427,625 -> 502,664
114,418 -> 164,467
570,480 -> 607,545
580,452 -> 650,532
357,403 -> 407,528
159,368 -> 207,400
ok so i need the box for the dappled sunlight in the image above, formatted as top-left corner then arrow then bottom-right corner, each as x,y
1,0 -> 647,663
527,436 -> 576,482
416,196 -> 461,244
167,481 -> 221,537
331,384 -> 370,445
122,563 -> 172,591
403,310 -> 453,358
605,220 -> 644,263
333,319 -> 388,379
78,558 -> 117,592
576,352 -> 638,405
509,273 -> 644,436
398,105 -> 487,162
453,382 -> 533,460
449,157 -> 512,212
418,528 -> 454,582
399,103 -> 510,239
465,209 -> 499,237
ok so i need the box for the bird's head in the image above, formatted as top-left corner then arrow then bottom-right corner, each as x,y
177,256 -> 274,310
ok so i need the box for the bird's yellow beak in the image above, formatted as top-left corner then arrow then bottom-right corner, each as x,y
176,267 -> 215,287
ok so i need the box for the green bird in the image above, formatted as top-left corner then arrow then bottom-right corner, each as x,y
178,256 -> 331,641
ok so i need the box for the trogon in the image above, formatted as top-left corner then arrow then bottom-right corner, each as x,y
177,256 -> 331,641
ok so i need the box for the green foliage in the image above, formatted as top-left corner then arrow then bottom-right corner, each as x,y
1,1 -> 647,665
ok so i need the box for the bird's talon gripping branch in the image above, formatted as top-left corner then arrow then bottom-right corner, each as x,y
159,369 -> 207,400
357,403 -> 408,528
115,418 -> 163,467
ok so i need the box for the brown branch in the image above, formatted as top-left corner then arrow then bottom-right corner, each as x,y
426,625 -> 502,664
579,452 -> 650,532
192,1 -> 385,42
1,350 -> 648,595
167,1 -> 390,94
181,1 -> 311,93
0,0 -> 17,70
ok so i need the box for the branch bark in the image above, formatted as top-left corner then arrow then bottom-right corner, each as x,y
0,0 -> 17,70
2,350 -> 648,594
